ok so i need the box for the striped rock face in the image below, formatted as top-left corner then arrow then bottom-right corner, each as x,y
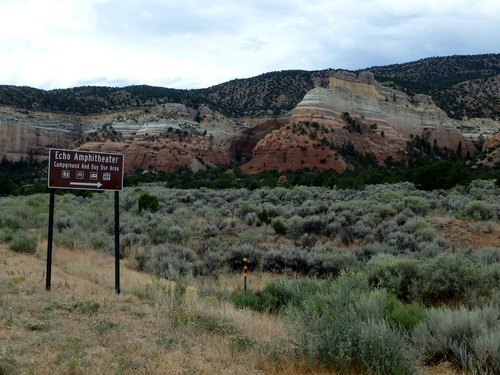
241,73 -> 484,173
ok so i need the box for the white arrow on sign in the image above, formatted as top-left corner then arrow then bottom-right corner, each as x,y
69,181 -> 103,188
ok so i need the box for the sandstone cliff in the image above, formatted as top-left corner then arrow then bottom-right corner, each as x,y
1,69 -> 498,174
242,72 -> 497,173
478,131 -> 500,167
0,103 -> 275,173
0,106 -> 82,161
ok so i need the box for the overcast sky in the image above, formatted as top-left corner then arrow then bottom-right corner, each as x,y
1,0 -> 498,90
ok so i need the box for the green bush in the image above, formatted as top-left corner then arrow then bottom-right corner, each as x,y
225,243 -> 261,271
0,228 -> 14,242
288,272 -> 417,375
138,192 -> 159,212
230,289 -> 261,310
402,196 -> 430,215
257,209 -> 271,225
230,288 -> 281,313
8,231 -> 37,253
415,252 -> 487,305
89,231 -> 108,250
367,255 -> 420,301
0,215 -> 27,231
272,220 -> 287,235
412,304 -> 499,374
137,243 -> 196,280
231,277 -> 345,314
384,295 -> 427,332
464,200 -> 494,220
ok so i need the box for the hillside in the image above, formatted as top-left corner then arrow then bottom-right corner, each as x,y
0,243 -> 293,375
1,181 -> 499,374
0,54 -> 498,120
366,54 -> 500,119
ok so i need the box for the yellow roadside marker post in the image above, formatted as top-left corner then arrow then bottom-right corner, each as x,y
243,257 -> 249,291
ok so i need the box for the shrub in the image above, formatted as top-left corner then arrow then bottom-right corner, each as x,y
0,228 -> 14,243
88,231 -> 108,251
257,209 -> 271,225
288,272 -> 417,375
244,212 -> 260,226
415,253 -> 487,305
412,304 -> 499,374
367,255 -> 420,301
384,295 -> 427,332
0,215 -> 26,231
54,226 -> 86,248
301,216 -> 325,234
225,243 -> 262,271
375,204 -> 397,218
140,243 -> 196,280
55,213 -> 76,230
138,192 -> 159,212
272,220 -> 287,235
8,231 -> 37,253
319,249 -> 358,277
354,242 -> 396,261
262,246 -> 308,274
404,218 -> 435,241
464,200 -> 494,220
230,288 -> 284,313
199,250 -> 222,276
473,246 -> 500,264
149,219 -> 174,244
403,196 -> 430,215
286,216 -> 304,240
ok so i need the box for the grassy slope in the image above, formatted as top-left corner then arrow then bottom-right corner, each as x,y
0,242 -> 467,375
0,242 -> 293,375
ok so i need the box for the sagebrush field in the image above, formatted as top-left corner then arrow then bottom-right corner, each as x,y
1,180 -> 499,374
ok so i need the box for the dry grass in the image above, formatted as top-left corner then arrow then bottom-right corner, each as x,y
0,242 -> 465,375
0,242 -> 294,375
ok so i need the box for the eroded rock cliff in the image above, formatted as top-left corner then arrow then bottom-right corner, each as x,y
1,70 -> 498,174
242,72 -> 496,172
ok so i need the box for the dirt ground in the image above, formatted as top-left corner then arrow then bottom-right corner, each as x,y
428,216 -> 500,250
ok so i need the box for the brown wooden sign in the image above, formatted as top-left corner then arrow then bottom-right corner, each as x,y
48,149 -> 124,191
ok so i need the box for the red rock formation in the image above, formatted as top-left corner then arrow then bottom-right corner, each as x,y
79,133 -> 230,174
241,72 -> 484,173
483,131 -> 500,150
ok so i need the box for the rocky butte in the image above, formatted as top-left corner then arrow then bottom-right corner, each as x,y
241,71 -> 497,172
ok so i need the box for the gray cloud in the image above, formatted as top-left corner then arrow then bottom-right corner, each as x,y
0,0 -> 498,89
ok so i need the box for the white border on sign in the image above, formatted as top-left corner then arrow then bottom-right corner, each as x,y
47,148 -> 125,191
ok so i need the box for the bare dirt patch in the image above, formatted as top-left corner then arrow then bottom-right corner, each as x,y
428,216 -> 500,250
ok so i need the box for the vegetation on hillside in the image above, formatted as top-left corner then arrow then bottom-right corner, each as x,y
367,54 -> 500,119
1,54 -> 498,119
1,179 -> 499,374
0,157 -> 48,196
1,156 -> 498,197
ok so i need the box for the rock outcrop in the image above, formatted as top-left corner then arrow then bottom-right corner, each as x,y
477,131 -> 500,167
0,106 -> 82,161
0,103 -> 274,173
242,72 -> 495,172
1,70 -> 498,174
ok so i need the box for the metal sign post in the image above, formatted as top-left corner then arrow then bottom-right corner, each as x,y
46,189 -> 55,290
46,148 -> 124,293
114,191 -> 120,294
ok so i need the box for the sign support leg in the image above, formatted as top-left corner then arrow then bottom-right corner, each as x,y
46,189 -> 55,291
114,191 -> 120,294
